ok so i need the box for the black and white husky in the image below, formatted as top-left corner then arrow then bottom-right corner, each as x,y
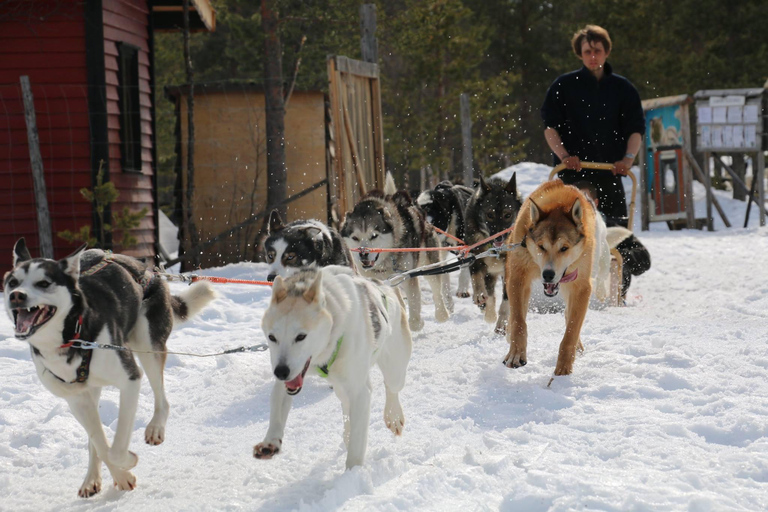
463,173 -> 522,334
263,209 -> 352,281
254,266 -> 412,469
340,173 -> 454,332
2,239 -> 215,497
416,181 -> 474,297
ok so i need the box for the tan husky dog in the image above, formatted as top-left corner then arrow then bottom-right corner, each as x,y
503,180 -> 597,376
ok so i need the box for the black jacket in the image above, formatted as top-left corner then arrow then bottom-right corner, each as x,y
541,63 -> 645,220
541,62 -> 645,164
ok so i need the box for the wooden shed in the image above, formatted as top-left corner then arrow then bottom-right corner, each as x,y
165,83 -> 329,268
0,0 -> 214,275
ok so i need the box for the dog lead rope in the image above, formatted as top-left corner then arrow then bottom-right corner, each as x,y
68,340 -> 269,357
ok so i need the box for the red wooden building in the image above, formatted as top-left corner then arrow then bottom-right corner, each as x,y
0,0 -> 214,275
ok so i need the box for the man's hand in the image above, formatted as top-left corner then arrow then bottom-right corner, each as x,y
612,158 -> 633,176
562,156 -> 581,171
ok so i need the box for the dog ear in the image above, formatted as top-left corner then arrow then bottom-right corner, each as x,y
268,209 -> 284,235
476,175 -> 491,195
12,238 -> 32,266
569,198 -> 583,227
504,172 -> 517,195
59,243 -> 87,280
272,275 -> 288,304
303,271 -> 323,304
529,198 -> 543,225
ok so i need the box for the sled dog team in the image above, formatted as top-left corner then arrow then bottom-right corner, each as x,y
2,173 -> 632,496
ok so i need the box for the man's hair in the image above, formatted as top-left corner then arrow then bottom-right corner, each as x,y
571,25 -> 612,57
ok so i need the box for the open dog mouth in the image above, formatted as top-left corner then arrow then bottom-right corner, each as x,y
542,269 -> 579,297
285,358 -> 311,396
359,252 -> 379,269
12,305 -> 57,339
492,237 -> 504,248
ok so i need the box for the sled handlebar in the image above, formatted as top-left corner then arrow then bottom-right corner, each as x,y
549,161 -> 637,231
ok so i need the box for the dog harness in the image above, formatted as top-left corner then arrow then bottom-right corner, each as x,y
46,253 -> 152,385
315,293 -> 389,378
316,336 -> 343,378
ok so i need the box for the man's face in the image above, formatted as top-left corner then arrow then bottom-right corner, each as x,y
580,40 -> 609,72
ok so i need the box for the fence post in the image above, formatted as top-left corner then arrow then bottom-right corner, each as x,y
460,93 -> 474,186
360,4 -> 377,63
20,76 -> 54,258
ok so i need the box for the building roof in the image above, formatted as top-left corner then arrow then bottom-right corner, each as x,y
152,0 -> 215,32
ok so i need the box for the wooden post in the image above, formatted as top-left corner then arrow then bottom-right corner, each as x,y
703,152 -> 714,231
679,102 -> 696,229
360,4 -> 377,64
20,76 -> 53,259
638,137 -> 649,231
757,148 -> 766,227
684,148 -> 730,228
460,93 -> 473,186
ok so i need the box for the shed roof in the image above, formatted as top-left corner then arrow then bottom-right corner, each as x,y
152,0 -> 215,32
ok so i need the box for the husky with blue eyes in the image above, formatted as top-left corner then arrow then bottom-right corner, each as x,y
340,172 -> 453,332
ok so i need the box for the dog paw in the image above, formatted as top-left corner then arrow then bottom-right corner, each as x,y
503,352 -> 527,368
384,399 -> 405,436
111,470 -> 137,492
456,291 -> 470,298
78,476 -> 102,498
409,317 -> 424,332
145,424 -> 165,446
253,441 -> 281,459
108,449 -> 138,470
473,293 -> 487,309
434,306 -> 450,323
554,362 -> 573,376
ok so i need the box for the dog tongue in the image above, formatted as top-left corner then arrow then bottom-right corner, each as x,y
285,372 -> 304,391
16,308 -> 43,333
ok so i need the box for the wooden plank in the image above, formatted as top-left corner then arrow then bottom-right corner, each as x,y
20,76 -> 53,258
103,26 -> 149,50
0,53 -> 86,70
335,56 -> 378,79
370,74 -> 385,189
683,148 -> 729,229
0,68 -> 88,84
1,38 -> 88,54
0,127 -> 90,145
460,93 -> 474,186
0,22 -> 85,39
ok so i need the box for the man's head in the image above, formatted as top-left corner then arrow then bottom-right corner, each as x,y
572,25 -> 611,73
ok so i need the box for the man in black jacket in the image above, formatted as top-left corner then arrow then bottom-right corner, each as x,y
542,24 -> 649,301
541,24 -> 645,224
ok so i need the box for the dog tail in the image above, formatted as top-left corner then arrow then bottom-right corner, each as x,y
605,226 -> 633,248
171,281 -> 217,323
384,171 -> 397,196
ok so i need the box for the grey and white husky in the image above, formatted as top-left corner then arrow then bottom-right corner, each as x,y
263,209 -> 352,281
2,239 -> 215,497
254,266 -> 412,469
340,172 -> 453,332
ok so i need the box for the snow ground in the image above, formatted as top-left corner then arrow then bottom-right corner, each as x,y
1,163 -> 767,511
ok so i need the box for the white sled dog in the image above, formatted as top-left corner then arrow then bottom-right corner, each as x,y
254,266 -> 412,469
3,239 -> 216,497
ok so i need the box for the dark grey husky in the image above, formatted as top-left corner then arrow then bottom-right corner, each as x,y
263,209 -> 352,282
3,238 -> 215,497
463,173 -> 522,333
416,181 -> 474,297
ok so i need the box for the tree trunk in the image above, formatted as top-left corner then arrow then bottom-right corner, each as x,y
183,0 -> 200,269
262,0 -> 287,220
